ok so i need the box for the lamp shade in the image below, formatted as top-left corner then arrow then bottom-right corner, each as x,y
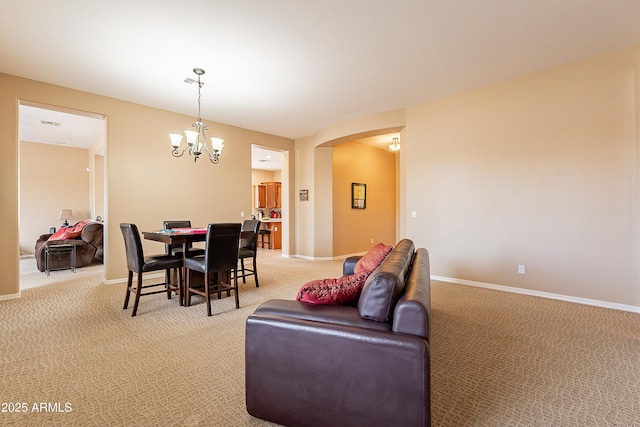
387,137 -> 401,152
58,209 -> 74,221
210,137 -> 224,154
169,133 -> 183,148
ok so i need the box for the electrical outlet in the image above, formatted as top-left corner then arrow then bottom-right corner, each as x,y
518,265 -> 525,274
371,238 -> 374,243
411,211 -> 417,218
240,211 -> 245,217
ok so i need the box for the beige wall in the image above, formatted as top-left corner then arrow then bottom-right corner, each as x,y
332,141 -> 396,256
19,142 -> 91,254
291,45 -> 640,309
1,73 -> 293,298
405,44 -> 640,307
294,110 -> 406,259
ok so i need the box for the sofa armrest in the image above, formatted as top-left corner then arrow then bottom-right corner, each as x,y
245,313 -> 430,427
342,256 -> 361,276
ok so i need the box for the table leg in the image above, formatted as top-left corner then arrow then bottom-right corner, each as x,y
182,242 -> 188,306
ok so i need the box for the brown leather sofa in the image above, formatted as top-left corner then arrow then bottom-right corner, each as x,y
34,221 -> 104,272
245,239 -> 431,427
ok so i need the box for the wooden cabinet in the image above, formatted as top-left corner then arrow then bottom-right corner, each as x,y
254,185 -> 266,209
262,220 -> 282,250
262,182 -> 281,209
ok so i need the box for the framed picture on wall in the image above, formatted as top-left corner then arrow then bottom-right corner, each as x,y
351,183 -> 366,209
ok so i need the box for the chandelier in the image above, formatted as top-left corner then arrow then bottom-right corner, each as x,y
387,137 -> 401,152
169,68 -> 224,163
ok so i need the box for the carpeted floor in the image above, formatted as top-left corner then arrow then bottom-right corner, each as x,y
2,251 -> 639,426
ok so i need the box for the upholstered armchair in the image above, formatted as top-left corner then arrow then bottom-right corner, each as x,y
34,221 -> 104,272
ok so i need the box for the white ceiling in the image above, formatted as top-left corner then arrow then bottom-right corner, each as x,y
4,1 -> 640,142
252,145 -> 283,170
18,103 -> 105,150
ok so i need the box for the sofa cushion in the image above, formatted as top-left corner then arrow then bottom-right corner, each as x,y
297,272 -> 370,305
354,243 -> 392,275
357,239 -> 415,322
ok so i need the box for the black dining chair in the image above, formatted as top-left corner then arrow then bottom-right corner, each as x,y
120,223 -> 184,316
238,219 -> 260,287
258,229 -> 271,249
163,220 -> 205,258
185,223 -> 242,316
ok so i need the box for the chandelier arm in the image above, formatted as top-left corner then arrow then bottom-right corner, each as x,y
207,151 -> 220,164
172,147 -> 187,158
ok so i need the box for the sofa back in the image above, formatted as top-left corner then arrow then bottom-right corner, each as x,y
392,248 -> 431,341
357,239 -> 415,322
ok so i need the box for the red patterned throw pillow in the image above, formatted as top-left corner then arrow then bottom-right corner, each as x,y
354,243 -> 393,275
297,272 -> 371,305
48,228 -> 81,241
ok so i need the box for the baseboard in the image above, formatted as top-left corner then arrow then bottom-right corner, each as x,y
0,291 -> 21,301
290,252 -> 366,261
103,272 -> 165,286
432,275 -> 640,314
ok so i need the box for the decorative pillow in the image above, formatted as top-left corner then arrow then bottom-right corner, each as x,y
354,243 -> 393,275
297,272 -> 370,305
48,228 -> 82,241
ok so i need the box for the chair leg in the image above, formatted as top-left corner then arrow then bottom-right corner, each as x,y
123,270 -> 133,309
177,268 -> 183,307
204,272 -> 212,317
253,256 -> 259,287
165,269 -> 172,299
233,268 -> 240,309
240,258 -> 247,283
185,268 -> 192,307
131,272 -> 143,317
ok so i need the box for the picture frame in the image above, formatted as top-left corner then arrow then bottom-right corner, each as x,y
351,183 -> 366,209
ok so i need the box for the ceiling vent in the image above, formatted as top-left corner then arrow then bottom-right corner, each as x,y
40,120 -> 61,127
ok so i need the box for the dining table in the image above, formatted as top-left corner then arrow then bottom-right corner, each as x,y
142,227 -> 207,305
142,227 -> 251,306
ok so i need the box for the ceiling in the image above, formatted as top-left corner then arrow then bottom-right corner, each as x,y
4,1 -> 640,142
252,145 -> 282,170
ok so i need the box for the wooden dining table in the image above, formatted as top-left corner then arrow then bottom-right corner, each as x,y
142,227 -> 251,306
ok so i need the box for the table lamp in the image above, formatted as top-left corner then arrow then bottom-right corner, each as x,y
58,209 -> 74,227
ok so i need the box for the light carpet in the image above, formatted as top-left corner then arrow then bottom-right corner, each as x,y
2,251 -> 639,426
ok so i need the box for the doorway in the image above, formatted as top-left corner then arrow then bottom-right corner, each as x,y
251,144 -> 288,253
18,101 -> 106,287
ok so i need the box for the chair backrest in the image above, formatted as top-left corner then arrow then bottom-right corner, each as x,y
163,220 -> 192,254
120,223 -> 144,273
240,219 -> 260,252
204,223 -> 242,273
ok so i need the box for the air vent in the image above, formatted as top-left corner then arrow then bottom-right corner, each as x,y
40,120 -> 61,127
184,78 -> 204,86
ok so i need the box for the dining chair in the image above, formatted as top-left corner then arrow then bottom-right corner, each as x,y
163,220 -> 205,258
119,223 -> 184,316
238,219 -> 260,287
258,229 -> 271,249
185,223 -> 242,316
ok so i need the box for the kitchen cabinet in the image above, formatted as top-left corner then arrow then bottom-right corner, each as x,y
262,182 -> 281,209
254,185 -> 266,209
261,220 -> 282,250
